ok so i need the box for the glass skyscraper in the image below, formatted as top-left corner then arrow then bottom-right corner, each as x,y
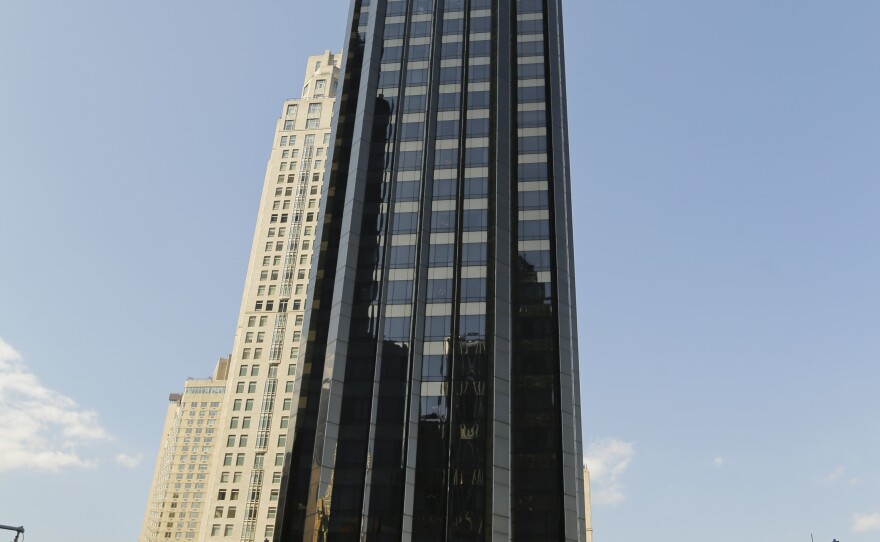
276,1 -> 585,540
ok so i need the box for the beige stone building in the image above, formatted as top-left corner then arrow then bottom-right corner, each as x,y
140,50 -> 341,542
197,51 -> 341,542
584,465 -> 594,542
139,358 -> 229,542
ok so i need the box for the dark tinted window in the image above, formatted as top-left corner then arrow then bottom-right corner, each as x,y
466,117 -> 490,136
403,93 -> 427,112
438,92 -> 460,111
386,280 -> 413,303
431,211 -> 456,232
519,135 -> 547,153
395,180 -> 420,201
518,189 -> 549,208
429,243 -> 455,266
409,44 -> 430,60
441,42 -> 463,58
399,122 -> 425,140
393,212 -> 419,233
464,177 -> 488,197
471,17 -> 491,32
427,278 -> 453,301
467,90 -> 491,108
461,243 -> 487,265
462,209 -> 487,231
436,119 -> 460,138
460,278 -> 486,301
389,245 -> 416,268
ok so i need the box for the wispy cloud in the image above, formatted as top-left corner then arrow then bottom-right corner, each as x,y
115,453 -> 143,469
0,337 -> 111,472
713,456 -> 724,467
852,512 -> 880,533
822,466 -> 846,483
585,437 -> 635,506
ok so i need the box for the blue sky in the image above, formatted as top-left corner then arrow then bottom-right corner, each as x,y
1,1 -> 879,541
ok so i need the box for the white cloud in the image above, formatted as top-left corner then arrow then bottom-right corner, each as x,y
115,453 -> 143,469
0,337 -> 111,472
713,456 -> 724,467
852,512 -> 880,533
822,466 -> 846,483
585,437 -> 635,506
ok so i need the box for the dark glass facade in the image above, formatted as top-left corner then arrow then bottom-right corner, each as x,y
276,0 -> 585,540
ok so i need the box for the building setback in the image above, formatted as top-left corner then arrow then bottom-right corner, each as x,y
275,1 -> 586,541
139,358 -> 228,542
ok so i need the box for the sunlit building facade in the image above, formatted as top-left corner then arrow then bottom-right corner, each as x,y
139,358 -> 228,542
196,51 -> 341,542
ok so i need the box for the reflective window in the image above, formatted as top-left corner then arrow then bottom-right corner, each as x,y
399,122 -> 425,140
386,1 -> 407,16
470,16 -> 491,32
422,355 -> 449,381
395,180 -> 420,200
436,119 -> 460,138
426,278 -> 453,301
518,189 -> 549,209
519,250 -> 552,271
459,314 -> 486,339
460,277 -> 486,301
433,178 -> 457,199
429,243 -> 455,266
409,44 -> 431,61
403,93 -> 427,112
407,68 -> 429,85
517,0 -> 544,12
386,280 -> 413,303
518,39 -> 544,56
437,92 -> 461,111
441,41 -> 463,58
519,135 -> 547,153
464,177 -> 489,197
430,210 -> 456,232
461,243 -> 487,265
420,396 -> 447,422
389,245 -> 416,268
519,63 -> 545,79
462,209 -> 487,231
384,23 -> 405,39
470,39 -> 491,56
410,21 -> 433,37
382,46 -> 403,62
393,212 -> 419,233
466,117 -> 490,136
384,317 -> 411,340
517,19 -> 544,34
468,64 -> 491,82
398,150 -> 423,170
517,109 -> 547,127
518,163 -> 549,182
518,219 -> 551,239
435,148 -> 458,168
442,18 -> 464,33
467,90 -> 491,109
425,315 -> 452,339
465,146 -> 489,166
413,0 -> 433,13
439,66 -> 462,83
